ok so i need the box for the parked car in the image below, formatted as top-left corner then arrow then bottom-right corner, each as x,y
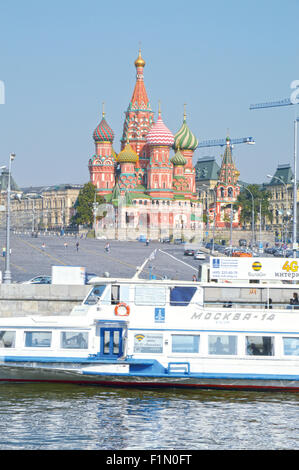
174,238 -> 184,244
22,275 -> 52,284
232,250 -> 252,258
184,248 -> 195,256
194,250 -> 206,260
161,237 -> 170,243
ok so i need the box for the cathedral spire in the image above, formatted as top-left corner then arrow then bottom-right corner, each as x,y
121,50 -> 154,156
130,49 -> 150,110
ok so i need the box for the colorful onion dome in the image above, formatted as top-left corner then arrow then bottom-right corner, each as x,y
171,148 -> 187,166
134,49 -> 145,68
117,142 -> 139,163
174,113 -> 198,151
146,111 -> 174,147
93,107 -> 114,142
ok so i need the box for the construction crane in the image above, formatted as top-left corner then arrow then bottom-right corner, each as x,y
250,98 -> 293,110
249,81 -> 299,255
197,136 -> 255,148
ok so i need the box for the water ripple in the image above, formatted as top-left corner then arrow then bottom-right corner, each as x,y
0,384 -> 298,450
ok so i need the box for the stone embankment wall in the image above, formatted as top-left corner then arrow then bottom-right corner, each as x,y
0,285 -> 91,317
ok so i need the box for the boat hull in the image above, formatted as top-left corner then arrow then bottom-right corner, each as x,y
1,363 -> 299,392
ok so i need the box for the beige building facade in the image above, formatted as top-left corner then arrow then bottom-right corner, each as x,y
0,177 -> 82,232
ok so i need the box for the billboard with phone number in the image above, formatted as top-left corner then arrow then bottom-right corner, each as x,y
210,257 -> 299,281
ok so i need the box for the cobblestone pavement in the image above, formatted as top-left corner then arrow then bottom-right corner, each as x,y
0,231 -> 207,283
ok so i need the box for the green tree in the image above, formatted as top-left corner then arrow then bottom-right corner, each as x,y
71,182 -> 105,226
235,184 -> 272,226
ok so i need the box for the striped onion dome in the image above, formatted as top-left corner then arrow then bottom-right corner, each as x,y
174,118 -> 198,151
171,148 -> 187,166
117,142 -> 139,163
93,117 -> 114,143
146,114 -> 174,147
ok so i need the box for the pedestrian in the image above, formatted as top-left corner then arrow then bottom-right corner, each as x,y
2,247 -> 5,257
192,274 -> 197,282
290,293 -> 299,305
64,242 -> 68,249
42,243 -> 46,251
76,241 -> 79,252
105,243 -> 110,253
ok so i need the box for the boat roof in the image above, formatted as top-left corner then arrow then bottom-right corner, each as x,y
88,277 -> 297,289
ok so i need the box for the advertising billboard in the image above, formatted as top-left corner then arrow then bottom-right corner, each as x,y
210,257 -> 299,281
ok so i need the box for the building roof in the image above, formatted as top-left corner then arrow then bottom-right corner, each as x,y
0,169 -> 20,192
195,156 -> 220,181
146,112 -> 174,147
130,49 -> 150,110
267,164 -> 294,186
173,113 -> 198,151
21,183 -> 83,194
117,142 -> 139,163
171,149 -> 187,166
93,116 -> 114,143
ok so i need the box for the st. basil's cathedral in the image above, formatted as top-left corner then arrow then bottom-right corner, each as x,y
88,50 -> 202,236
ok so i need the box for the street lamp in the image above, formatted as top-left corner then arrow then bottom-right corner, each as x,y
201,184 -> 217,254
3,153 -> 16,284
92,192 -> 99,238
293,118 -> 299,257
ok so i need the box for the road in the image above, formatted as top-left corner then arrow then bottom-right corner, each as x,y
0,231 -> 208,283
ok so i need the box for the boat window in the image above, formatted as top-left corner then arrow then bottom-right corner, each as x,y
135,286 -> 166,306
246,336 -> 274,356
172,335 -> 200,353
0,330 -> 15,348
170,287 -> 197,306
283,337 -> 299,356
111,285 -> 120,305
208,335 -> 237,355
113,330 -> 120,354
60,332 -> 88,349
25,331 -> 52,348
134,333 -> 163,354
84,285 -> 106,305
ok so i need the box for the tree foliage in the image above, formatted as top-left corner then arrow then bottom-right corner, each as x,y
71,182 -> 105,226
235,184 -> 272,226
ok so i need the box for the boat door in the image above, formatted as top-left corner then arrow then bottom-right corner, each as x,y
97,321 -> 127,359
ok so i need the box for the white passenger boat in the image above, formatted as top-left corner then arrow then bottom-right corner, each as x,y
0,277 -> 299,392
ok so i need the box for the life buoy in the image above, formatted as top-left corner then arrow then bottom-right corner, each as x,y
114,302 -> 130,316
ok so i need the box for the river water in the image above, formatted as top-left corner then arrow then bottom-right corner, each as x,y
0,383 -> 298,451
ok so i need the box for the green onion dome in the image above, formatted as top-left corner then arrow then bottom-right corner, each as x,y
117,142 -> 139,163
171,148 -> 187,166
173,117 -> 198,151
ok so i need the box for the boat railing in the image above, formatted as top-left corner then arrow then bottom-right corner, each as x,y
203,301 -> 299,310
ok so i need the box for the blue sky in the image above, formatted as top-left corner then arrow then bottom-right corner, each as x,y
0,0 -> 298,187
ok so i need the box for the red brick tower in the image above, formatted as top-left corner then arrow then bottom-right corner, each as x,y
214,137 -> 240,227
88,105 -> 116,195
145,104 -> 174,199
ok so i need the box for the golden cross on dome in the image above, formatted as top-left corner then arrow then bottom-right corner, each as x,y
102,102 -> 105,118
